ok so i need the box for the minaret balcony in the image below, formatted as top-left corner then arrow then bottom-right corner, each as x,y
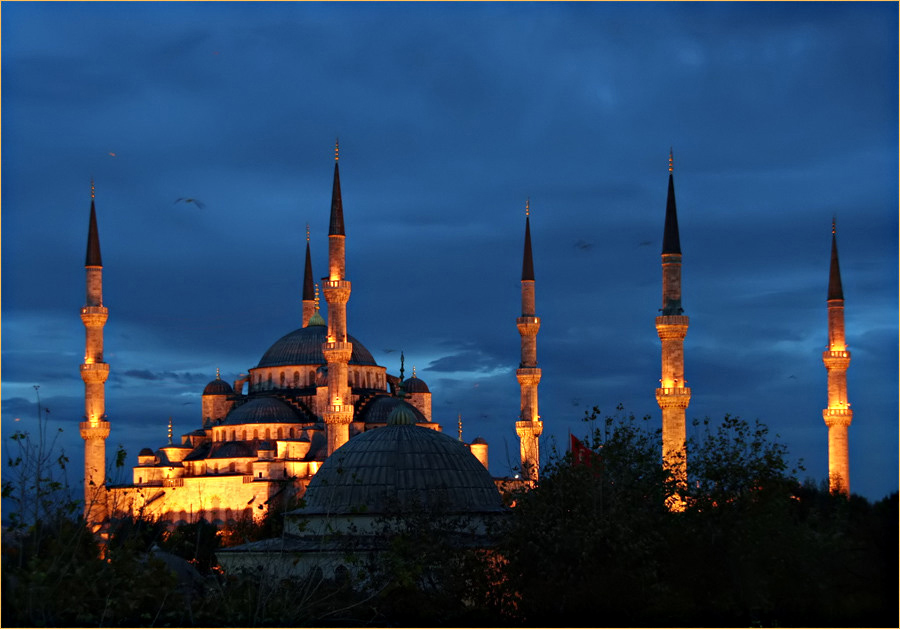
822,408 -> 853,427
322,280 -> 351,302
322,341 -> 353,363
515,419 -> 543,438
79,420 -> 111,440
656,387 -> 692,409
80,306 -> 109,326
80,362 -> 110,383
516,316 -> 541,335
822,350 -> 851,369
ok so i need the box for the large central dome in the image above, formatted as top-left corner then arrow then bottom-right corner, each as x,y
295,423 -> 505,516
257,324 -> 377,368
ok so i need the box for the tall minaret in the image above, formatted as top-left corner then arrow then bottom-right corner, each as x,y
515,199 -> 542,481
655,151 -> 691,483
322,141 -> 354,455
822,219 -> 852,495
79,180 -> 111,523
302,224 -> 315,327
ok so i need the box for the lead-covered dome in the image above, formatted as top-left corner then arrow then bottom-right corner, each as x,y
357,395 -> 426,424
257,326 -> 377,368
401,375 -> 430,393
223,397 -> 304,425
203,377 -> 233,396
295,423 -> 505,516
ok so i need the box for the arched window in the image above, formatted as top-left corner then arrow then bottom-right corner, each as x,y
229,462 -> 236,472
230,429 -> 236,441
280,372 -> 285,388
267,374 -> 272,389
253,429 -> 259,440
289,427 -> 295,438
277,427 -> 283,439
309,370 -> 315,385
242,430 -> 247,440
293,371 -> 300,387
265,428 -> 271,440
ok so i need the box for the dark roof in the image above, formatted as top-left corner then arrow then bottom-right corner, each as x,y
203,377 -> 233,396
828,229 -> 844,301
401,376 -> 430,394
662,173 -> 682,255
357,396 -> 426,424
329,160 -> 345,236
257,325 -> 377,368
139,447 -> 155,457
303,239 -> 315,301
294,424 -> 505,516
86,199 -> 102,266
183,441 -> 212,462
207,441 -> 256,459
223,397 -> 303,426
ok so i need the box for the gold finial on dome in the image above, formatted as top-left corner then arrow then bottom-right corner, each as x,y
668,148 -> 674,174
167,416 -> 173,445
216,367 -> 221,380
412,366 -> 417,378
314,282 -> 320,310
458,412 -> 463,441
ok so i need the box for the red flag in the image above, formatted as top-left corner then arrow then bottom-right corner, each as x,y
570,434 -> 593,467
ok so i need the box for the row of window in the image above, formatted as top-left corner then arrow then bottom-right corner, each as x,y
249,368 -> 386,391
214,426 -> 303,442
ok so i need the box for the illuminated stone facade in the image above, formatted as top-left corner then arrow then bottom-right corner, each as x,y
85,147 -> 496,528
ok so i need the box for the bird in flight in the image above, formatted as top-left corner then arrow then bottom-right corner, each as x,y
175,197 -> 205,209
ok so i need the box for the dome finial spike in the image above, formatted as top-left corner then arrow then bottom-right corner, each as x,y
668,148 -> 674,174
458,412 -> 463,441
334,138 -> 339,162
412,365 -> 417,378
167,416 -> 173,445
314,282 -> 320,311
216,367 -> 220,380
399,351 -> 405,382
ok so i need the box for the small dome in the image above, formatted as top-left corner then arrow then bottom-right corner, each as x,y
357,396 -> 426,424
296,424 -> 505,516
257,326 -> 377,368
401,376 -> 430,394
139,447 -> 155,457
471,437 -> 488,445
387,403 -> 418,426
307,311 -> 326,327
223,397 -> 303,425
203,377 -> 233,396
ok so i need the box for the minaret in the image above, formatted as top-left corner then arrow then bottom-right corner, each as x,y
322,140 -> 354,455
79,180 -> 111,523
515,199 -> 543,481
822,219 -> 852,495
655,151 -> 691,484
302,224 -> 316,327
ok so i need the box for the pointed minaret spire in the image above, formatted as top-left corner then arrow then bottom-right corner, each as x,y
655,150 -> 691,507
302,223 -> 316,326
86,180 -> 103,267
167,417 -> 173,445
80,180 -> 111,525
458,412 -> 463,442
329,139 -> 345,237
662,149 -> 681,257
522,199 -> 535,282
822,218 -> 852,495
828,217 -> 844,301
516,199 -> 542,481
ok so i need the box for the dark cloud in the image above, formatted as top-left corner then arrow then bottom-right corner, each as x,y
2,2 -> 896,500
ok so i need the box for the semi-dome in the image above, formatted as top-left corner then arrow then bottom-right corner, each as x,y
223,397 -> 304,425
401,375 -> 430,393
203,377 -> 233,396
295,423 -> 505,516
357,395 -> 426,424
257,326 -> 377,368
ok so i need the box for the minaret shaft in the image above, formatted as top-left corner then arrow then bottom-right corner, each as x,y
80,196 -> 109,524
656,163 -> 690,485
323,153 -> 353,456
516,212 -> 541,481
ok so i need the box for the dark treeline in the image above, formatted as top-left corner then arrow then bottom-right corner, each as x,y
2,410 -> 896,627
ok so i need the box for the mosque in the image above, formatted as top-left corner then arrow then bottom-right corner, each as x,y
77,145 -> 853,533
